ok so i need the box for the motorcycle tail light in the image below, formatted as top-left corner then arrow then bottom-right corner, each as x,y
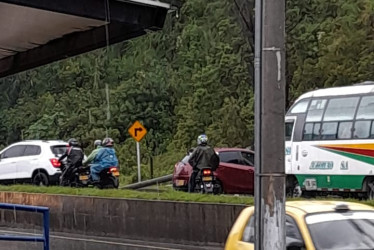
203,169 -> 212,176
109,167 -> 119,172
50,158 -> 61,168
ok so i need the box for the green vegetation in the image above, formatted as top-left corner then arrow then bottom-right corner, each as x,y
0,0 -> 374,184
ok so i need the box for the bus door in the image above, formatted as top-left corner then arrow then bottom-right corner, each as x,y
285,117 -> 296,174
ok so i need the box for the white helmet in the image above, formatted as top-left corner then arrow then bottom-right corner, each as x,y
94,140 -> 102,147
197,134 -> 208,145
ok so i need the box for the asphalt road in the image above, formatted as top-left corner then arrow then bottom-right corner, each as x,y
0,228 -> 222,250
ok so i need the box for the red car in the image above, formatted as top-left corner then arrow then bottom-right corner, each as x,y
172,148 -> 255,194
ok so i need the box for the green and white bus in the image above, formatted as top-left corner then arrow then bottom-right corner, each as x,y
285,81 -> 374,198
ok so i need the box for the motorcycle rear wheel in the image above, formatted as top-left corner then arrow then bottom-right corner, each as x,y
99,176 -> 118,189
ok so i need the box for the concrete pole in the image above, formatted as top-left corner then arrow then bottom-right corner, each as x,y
254,0 -> 286,249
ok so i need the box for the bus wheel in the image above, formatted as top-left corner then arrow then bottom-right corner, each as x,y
287,180 -> 302,198
292,183 -> 302,198
367,181 -> 374,200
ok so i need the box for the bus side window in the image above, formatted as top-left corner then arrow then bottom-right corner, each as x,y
321,122 -> 338,140
338,122 -> 353,139
324,97 -> 359,121
356,96 -> 374,119
306,99 -> 327,122
290,100 -> 309,114
313,123 -> 321,140
354,121 -> 370,139
303,123 -> 313,140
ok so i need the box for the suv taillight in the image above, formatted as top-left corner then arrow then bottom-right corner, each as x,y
50,158 -> 61,168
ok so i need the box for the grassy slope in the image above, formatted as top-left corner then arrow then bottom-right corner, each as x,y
2,185 -> 374,207
0,185 -> 252,205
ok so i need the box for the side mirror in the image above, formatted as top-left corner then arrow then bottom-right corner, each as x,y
286,237 -> 305,250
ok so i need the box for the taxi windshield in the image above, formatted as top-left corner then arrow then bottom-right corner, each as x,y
306,211 -> 374,250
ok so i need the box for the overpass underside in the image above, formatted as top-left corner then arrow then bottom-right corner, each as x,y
0,0 -> 170,78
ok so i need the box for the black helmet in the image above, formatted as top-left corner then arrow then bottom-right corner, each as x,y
68,138 -> 79,147
94,139 -> 102,147
102,137 -> 114,147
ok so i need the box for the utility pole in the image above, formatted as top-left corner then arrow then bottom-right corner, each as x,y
254,0 -> 286,249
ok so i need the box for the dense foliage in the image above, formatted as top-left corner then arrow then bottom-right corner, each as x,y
0,0 -> 373,182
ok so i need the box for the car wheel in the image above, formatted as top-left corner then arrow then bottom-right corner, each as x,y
32,172 -> 49,186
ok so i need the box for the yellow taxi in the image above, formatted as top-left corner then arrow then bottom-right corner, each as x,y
225,201 -> 374,250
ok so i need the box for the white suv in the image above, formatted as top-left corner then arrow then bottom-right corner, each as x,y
0,140 -> 68,185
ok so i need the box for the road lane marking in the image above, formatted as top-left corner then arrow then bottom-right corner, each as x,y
0,230 -> 183,250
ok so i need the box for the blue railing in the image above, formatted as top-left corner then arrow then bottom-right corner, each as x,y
0,203 -> 49,250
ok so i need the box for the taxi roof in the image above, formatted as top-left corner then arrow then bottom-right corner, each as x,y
286,200 -> 374,214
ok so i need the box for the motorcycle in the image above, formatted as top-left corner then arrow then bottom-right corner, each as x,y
60,162 -> 120,189
194,168 -> 222,194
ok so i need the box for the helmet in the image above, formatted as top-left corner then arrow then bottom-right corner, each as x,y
102,137 -> 114,147
94,140 -> 102,147
68,138 -> 79,147
197,134 -> 208,146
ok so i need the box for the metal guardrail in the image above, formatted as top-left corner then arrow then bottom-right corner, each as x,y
0,203 -> 49,250
122,174 -> 173,190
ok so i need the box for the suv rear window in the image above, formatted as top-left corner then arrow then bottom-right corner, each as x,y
51,145 -> 67,156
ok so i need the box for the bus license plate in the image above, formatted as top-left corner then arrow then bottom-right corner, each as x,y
202,176 -> 212,181
304,178 -> 317,190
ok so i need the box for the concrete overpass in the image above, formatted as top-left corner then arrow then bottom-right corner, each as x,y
0,0 -> 174,78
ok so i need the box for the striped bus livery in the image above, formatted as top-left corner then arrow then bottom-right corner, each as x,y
285,81 -> 374,197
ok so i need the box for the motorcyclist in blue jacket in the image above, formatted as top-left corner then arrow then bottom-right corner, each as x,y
90,137 -> 119,183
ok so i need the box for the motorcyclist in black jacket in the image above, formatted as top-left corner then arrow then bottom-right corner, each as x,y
58,138 -> 84,186
188,134 -> 219,192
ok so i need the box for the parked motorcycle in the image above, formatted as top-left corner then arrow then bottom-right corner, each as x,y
60,162 -> 119,189
194,168 -> 222,194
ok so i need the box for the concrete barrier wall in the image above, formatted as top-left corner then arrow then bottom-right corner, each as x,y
0,192 -> 246,246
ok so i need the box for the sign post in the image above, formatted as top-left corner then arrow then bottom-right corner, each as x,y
128,121 -> 147,183
136,141 -> 141,182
